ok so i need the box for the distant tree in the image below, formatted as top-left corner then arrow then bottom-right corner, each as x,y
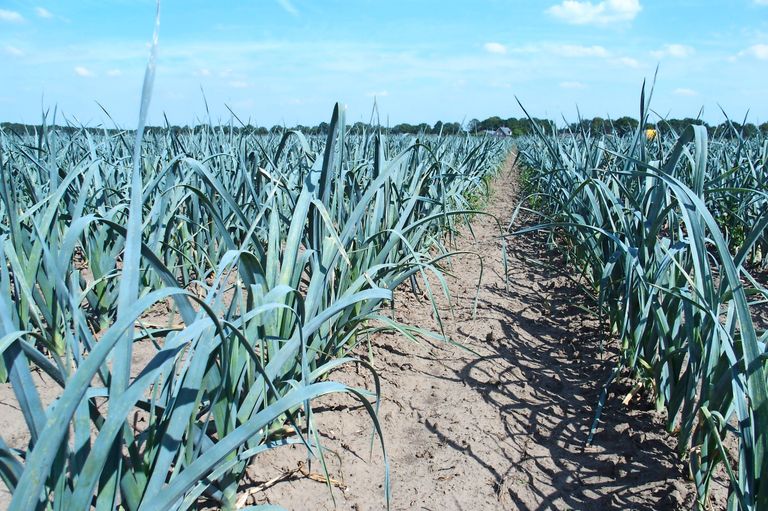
477,116 -> 503,131
533,118 -> 556,134
590,117 -> 606,135
442,122 -> 461,135
742,122 -> 758,138
392,123 -> 417,134
569,119 -> 593,134
507,118 -> 527,137
713,121 -> 742,139
613,116 -> 639,136
1,122 -> 28,135
658,117 -> 707,135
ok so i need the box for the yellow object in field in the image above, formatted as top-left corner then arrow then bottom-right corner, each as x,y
645,128 -> 657,141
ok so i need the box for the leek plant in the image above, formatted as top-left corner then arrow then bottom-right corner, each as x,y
514,86 -> 768,510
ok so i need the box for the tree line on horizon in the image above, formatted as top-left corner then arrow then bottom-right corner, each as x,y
468,115 -> 768,138
2,115 -> 767,138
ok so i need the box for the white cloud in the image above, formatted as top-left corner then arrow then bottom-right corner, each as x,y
35,7 -> 53,19
508,43 -> 610,57
615,56 -> 641,67
277,0 -> 299,16
673,88 -> 698,96
754,0 -> 768,4
650,44 -> 694,59
483,42 -> 508,55
553,44 -> 609,57
3,45 -> 24,57
546,0 -> 641,25
741,44 -> 768,60
74,66 -> 94,77
197,68 -> 211,77
228,80 -> 250,88
106,69 -> 122,77
560,81 -> 587,89
366,90 -> 389,97
0,9 -> 24,23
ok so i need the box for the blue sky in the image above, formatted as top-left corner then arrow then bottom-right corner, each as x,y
1,0 -> 767,127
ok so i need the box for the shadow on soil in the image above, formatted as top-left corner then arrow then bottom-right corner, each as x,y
431,234 -> 695,510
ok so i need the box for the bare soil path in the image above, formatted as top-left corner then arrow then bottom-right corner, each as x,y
242,155 -> 707,510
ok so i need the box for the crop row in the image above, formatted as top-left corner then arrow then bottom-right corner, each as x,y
515,89 -> 768,510
0,104 -> 509,510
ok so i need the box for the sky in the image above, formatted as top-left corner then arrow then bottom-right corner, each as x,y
1,0 -> 767,128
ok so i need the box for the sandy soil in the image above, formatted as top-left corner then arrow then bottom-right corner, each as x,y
238,156 -> 722,510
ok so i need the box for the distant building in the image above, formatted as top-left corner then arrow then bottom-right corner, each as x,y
482,126 -> 513,137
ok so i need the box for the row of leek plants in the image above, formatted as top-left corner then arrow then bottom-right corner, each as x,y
513,88 -> 768,510
0,85 -> 509,511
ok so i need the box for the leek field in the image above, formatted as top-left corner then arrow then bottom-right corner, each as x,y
0,19 -> 766,505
